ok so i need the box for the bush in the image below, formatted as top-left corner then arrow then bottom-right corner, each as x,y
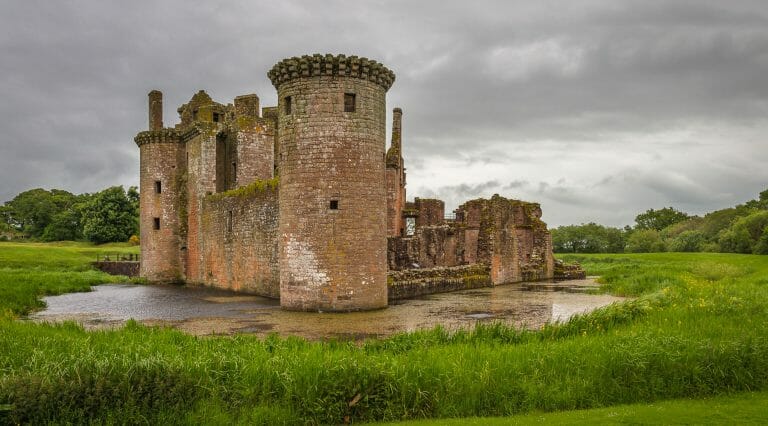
626,229 -> 665,253
128,235 -> 140,246
668,230 -> 706,252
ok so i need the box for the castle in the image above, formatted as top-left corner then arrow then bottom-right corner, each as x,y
135,54 -> 554,312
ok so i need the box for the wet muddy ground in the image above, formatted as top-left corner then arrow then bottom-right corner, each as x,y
29,279 -> 623,340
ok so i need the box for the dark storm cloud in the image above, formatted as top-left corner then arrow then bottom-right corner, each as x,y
1,1 -> 767,226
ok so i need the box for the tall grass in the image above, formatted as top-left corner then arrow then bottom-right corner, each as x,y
0,241 -> 139,316
0,245 -> 767,423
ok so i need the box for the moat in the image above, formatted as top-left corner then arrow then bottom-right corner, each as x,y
29,280 -> 623,340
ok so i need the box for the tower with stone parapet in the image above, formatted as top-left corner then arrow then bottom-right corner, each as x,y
135,90 -> 186,282
268,54 -> 396,311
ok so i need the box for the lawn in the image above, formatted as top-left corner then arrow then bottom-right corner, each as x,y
0,241 -> 139,316
0,243 -> 766,424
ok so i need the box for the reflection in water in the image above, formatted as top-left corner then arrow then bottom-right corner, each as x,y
30,280 -> 623,339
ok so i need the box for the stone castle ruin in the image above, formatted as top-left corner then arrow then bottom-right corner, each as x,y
135,54 -> 555,312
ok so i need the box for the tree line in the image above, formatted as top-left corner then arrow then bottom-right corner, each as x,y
0,186 -> 139,244
552,189 -> 768,254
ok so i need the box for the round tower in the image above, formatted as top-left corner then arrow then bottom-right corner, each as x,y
135,90 -> 185,282
268,54 -> 396,311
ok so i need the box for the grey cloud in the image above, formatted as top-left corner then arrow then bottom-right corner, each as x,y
1,0 -> 766,228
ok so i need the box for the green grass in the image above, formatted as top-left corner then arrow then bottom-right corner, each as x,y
0,241 -> 139,316
0,245 -> 767,424
378,391 -> 768,425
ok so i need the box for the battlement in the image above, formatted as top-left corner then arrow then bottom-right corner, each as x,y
267,54 -> 396,91
134,128 -> 181,146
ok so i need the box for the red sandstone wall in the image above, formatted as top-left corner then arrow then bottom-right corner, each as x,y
386,167 -> 405,237
138,138 -> 185,282
235,122 -> 274,186
184,127 -> 219,284
276,74 -> 389,312
198,186 -> 280,297
387,196 -> 553,283
415,198 -> 444,228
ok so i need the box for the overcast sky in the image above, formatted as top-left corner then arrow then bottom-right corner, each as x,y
1,1 -> 767,227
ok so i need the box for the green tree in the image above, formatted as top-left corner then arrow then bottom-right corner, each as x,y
626,229 -> 665,253
668,230 -> 706,252
551,223 -> 626,253
634,207 -> 689,231
3,188 -> 79,238
81,186 -> 139,244
718,210 -> 768,254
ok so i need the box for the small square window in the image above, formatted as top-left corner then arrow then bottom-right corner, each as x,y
213,112 -> 220,122
284,96 -> 292,115
154,180 -> 161,194
344,93 -> 356,112
329,200 -> 339,210
153,217 -> 160,230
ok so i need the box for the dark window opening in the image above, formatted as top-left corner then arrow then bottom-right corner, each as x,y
344,93 -> 356,112
213,112 -> 220,122
192,109 -> 198,120
284,96 -> 292,115
232,162 -> 237,178
153,217 -> 160,230
227,211 -> 233,232
329,200 -> 339,210
154,180 -> 161,194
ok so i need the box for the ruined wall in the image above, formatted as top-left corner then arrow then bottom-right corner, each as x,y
198,181 -> 280,297
387,195 -> 554,284
183,125 -> 220,284
386,108 -> 405,237
415,198 -> 444,228
477,196 -> 554,284
388,264 -> 491,301
270,54 -> 395,311
232,95 -> 275,186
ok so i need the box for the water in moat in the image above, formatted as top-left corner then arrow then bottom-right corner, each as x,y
29,279 -> 623,340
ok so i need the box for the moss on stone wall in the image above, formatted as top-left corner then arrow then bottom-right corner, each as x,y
206,177 -> 279,201
176,171 -> 188,238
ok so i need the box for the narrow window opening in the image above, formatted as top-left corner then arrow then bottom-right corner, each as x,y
154,180 -> 162,194
232,162 -> 237,178
153,217 -> 160,230
329,200 -> 339,210
284,96 -> 292,115
227,211 -> 233,232
344,93 -> 356,112
213,112 -> 220,122
405,217 -> 416,236
192,109 -> 198,120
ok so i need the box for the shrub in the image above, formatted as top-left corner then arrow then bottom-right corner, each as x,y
668,230 -> 706,252
626,229 -> 665,253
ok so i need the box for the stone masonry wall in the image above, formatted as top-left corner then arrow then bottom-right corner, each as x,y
387,195 -> 554,285
184,125 -> 220,284
136,130 -> 185,282
198,182 -> 280,297
271,54 -> 394,311
388,264 -> 491,301
415,198 -> 444,228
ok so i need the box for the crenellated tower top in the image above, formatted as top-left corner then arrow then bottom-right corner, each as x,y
267,54 -> 396,91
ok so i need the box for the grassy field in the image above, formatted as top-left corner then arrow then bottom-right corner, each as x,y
0,243 -> 767,424
0,241 -> 140,316
380,391 -> 768,425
